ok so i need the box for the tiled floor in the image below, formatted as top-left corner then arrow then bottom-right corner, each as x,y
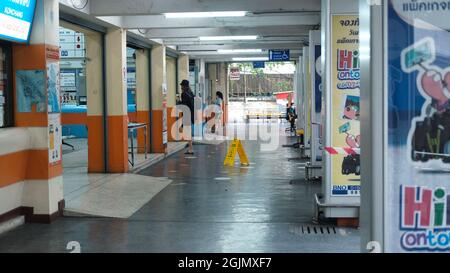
0,124 -> 360,253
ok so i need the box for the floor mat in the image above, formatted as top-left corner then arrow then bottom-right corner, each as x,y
64,174 -> 172,219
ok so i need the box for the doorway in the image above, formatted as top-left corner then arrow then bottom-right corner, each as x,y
59,21 -> 106,199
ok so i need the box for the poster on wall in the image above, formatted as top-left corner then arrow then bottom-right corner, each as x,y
330,15 -> 361,197
60,71 -> 76,91
16,70 -> 46,112
48,114 -> 62,164
47,62 -> 60,113
386,0 -> 450,252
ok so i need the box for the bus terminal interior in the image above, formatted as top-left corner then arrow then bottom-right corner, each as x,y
0,0 -> 448,254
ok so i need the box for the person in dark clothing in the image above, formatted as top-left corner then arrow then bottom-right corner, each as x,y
180,79 -> 195,154
287,103 -> 297,132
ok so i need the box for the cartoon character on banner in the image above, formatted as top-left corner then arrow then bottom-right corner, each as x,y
339,122 -> 361,176
343,95 -> 360,121
402,38 -> 450,165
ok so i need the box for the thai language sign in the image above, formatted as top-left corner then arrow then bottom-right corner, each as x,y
387,0 -> 450,252
330,15 -> 361,197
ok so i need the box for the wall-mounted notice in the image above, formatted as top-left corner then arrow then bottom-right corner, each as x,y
16,70 -> 46,112
386,0 -> 450,252
48,114 -> 61,164
59,27 -> 86,58
330,15 -> 360,197
60,71 -> 76,91
47,62 -> 60,113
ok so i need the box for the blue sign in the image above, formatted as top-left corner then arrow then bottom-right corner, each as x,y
252,61 -> 265,69
269,50 -> 290,61
0,0 -> 37,43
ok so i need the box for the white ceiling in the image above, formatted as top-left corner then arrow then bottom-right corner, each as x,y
61,0 -> 321,62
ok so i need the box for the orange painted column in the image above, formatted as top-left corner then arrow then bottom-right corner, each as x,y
151,45 -> 168,153
87,31 -> 105,173
105,28 -> 128,172
0,0 -> 64,221
12,37 -> 62,182
135,49 -> 151,153
166,56 -> 177,142
173,54 -> 190,141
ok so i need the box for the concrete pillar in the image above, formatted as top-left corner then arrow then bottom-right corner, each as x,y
151,45 -> 167,153
105,28 -> 128,172
135,48 -> 151,153
57,23 -> 107,173
171,54 -> 190,141
166,56 -> 177,142
85,30 -> 105,173
207,63 -> 228,125
221,63 -> 229,125
178,54 -> 189,83
208,64 -> 217,103
2,0 -> 64,222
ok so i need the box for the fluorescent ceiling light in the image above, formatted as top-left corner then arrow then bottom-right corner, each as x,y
232,57 -> 269,61
164,11 -> 247,18
217,49 -> 263,54
199,35 -> 258,41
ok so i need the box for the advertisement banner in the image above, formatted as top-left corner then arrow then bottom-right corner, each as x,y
386,0 -> 450,252
330,15 -> 361,196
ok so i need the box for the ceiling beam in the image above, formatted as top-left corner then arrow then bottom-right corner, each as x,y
141,26 -> 314,39
164,37 -> 305,44
89,0 -> 321,16
193,53 -> 302,63
175,42 -> 304,51
117,14 -> 320,29
187,50 -> 301,56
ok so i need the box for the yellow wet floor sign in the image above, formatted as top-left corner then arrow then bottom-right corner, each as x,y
224,139 -> 250,166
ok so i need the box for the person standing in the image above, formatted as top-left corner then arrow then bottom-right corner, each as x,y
180,80 -> 195,154
212,91 -> 224,133
287,103 -> 297,132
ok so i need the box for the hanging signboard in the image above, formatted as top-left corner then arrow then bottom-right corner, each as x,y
229,67 -> 240,81
269,50 -> 290,61
0,0 -> 37,43
385,0 -> 450,252
329,15 -> 361,197
253,61 -> 265,69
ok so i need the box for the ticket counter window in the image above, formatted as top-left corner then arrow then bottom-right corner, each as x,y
0,43 -> 12,128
